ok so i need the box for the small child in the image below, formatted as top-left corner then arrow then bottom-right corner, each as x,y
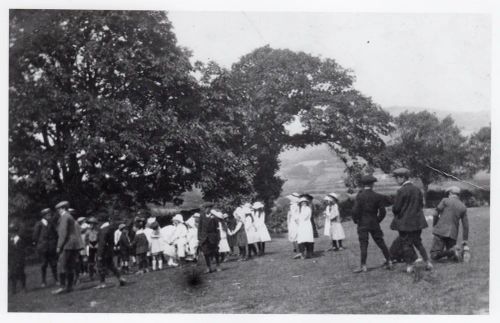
323,193 -> 345,251
217,213 -> 231,263
161,222 -> 179,267
185,217 -> 199,262
118,224 -> 131,273
131,219 -> 149,274
8,223 -> 26,294
149,221 -> 163,270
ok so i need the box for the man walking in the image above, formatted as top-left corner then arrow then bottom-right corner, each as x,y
352,175 -> 393,273
430,186 -> 469,262
198,204 -> 221,273
32,208 -> 59,287
52,201 -> 83,294
390,168 -> 433,273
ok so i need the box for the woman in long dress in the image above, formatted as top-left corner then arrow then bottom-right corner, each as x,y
252,201 -> 271,256
323,193 -> 345,251
286,193 -> 300,253
296,196 -> 314,259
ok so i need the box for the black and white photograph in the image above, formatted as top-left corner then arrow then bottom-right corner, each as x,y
3,0 -> 497,318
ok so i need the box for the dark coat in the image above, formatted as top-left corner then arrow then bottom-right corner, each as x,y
352,189 -> 388,230
9,233 -> 26,271
198,213 -> 220,245
390,182 -> 428,232
97,223 -> 118,259
32,219 -> 58,253
118,230 -> 132,258
132,230 -> 149,255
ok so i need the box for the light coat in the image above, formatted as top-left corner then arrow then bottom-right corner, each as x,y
253,210 -> 271,242
297,204 -> 314,243
323,203 -> 345,240
287,203 -> 299,242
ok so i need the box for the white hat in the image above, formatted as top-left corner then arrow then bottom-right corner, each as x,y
243,202 -> 252,208
324,195 -> 334,201
192,212 -> 200,218
298,196 -> 309,203
252,201 -> 264,209
172,214 -> 183,223
446,186 -> 461,194
210,209 -> 224,219
147,217 -> 157,225
328,193 -> 339,200
185,217 -> 195,227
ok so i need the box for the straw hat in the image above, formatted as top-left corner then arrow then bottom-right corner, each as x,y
172,214 -> 184,223
252,201 -> 264,209
55,201 -> 69,209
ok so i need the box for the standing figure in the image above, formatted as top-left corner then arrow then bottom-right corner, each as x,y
390,168 -> 433,273
228,207 -> 248,261
118,224 -> 132,273
172,214 -> 188,264
185,216 -> 199,261
286,193 -> 301,253
161,220 -> 179,267
253,202 -> 271,256
216,212 -> 231,263
197,207 -> 221,273
149,221 -> 164,270
430,186 -> 469,262
52,201 -> 83,295
351,175 -> 393,273
94,214 -> 126,289
32,208 -> 58,287
8,222 -> 26,294
85,217 -> 100,280
132,218 -> 150,274
296,196 -> 314,259
323,193 -> 345,251
244,210 -> 259,258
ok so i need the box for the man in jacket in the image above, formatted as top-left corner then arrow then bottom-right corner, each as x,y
352,175 -> 393,273
52,201 -> 83,294
430,186 -> 469,261
95,213 -> 126,289
198,203 -> 221,273
32,208 -> 59,287
390,168 -> 433,273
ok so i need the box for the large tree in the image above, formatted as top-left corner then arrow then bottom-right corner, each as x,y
465,126 -> 491,174
9,10 -> 210,214
379,111 -> 468,203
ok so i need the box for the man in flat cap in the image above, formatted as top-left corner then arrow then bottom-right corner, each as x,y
430,186 -> 469,262
198,204 -> 221,273
32,208 -> 59,287
352,175 -> 393,273
390,168 -> 433,273
52,201 -> 83,294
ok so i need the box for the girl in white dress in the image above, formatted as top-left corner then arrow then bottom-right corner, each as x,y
296,197 -> 314,259
244,207 -> 259,258
149,222 -> 163,270
185,216 -> 198,261
215,211 -> 231,262
252,201 -> 271,256
323,193 -> 345,251
161,221 -> 178,267
286,193 -> 300,253
171,214 -> 188,263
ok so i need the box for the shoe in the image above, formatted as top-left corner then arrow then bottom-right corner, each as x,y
216,267 -> 222,272
51,287 -> 66,295
406,265 -> 415,273
94,283 -> 107,289
338,247 -> 344,251
119,278 -> 126,287
425,261 -> 433,271
384,260 -> 394,270
353,265 -> 367,273
293,253 -> 302,259
453,248 -> 462,262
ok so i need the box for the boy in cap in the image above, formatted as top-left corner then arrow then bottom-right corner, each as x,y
95,213 -> 126,289
352,175 -> 393,273
198,205 -> 221,273
390,168 -> 433,273
118,224 -> 132,273
52,201 -> 82,294
8,222 -> 26,294
85,217 -> 100,280
430,186 -> 469,262
32,208 -> 58,287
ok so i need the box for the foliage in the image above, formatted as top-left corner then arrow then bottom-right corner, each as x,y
465,126 -> 491,174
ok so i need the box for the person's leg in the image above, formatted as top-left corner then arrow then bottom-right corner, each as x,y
48,252 -> 59,284
430,235 -> 448,260
371,228 -> 392,261
358,229 -> 369,266
262,242 -> 266,255
410,231 -> 429,262
399,231 -> 415,265
293,241 -> 298,253
40,252 -> 49,286
332,240 -> 338,249
65,250 -> 78,292
338,240 -> 343,249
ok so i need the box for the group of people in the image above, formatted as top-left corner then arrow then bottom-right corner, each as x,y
8,167 -> 471,295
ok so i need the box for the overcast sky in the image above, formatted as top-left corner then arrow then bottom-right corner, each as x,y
168,12 -> 490,112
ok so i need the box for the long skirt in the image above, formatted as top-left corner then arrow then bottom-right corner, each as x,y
219,238 -> 230,253
235,228 -> 248,247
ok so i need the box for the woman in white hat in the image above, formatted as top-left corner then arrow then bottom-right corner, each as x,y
252,201 -> 271,256
323,193 -> 345,251
296,196 -> 314,259
286,193 -> 300,253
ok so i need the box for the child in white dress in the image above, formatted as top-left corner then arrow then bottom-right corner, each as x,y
323,193 -> 345,251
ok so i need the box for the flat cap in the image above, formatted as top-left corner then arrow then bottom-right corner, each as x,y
55,201 -> 69,209
300,193 -> 314,201
360,174 -> 378,185
446,186 -> 461,194
40,208 -> 51,215
392,168 -> 410,177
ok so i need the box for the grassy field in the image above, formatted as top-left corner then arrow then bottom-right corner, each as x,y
8,207 -> 489,314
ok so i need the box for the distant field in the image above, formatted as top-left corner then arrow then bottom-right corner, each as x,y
9,207 -> 489,314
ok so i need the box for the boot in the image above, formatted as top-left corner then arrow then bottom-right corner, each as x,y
353,265 -> 367,273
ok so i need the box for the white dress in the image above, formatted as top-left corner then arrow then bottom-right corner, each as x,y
287,203 -> 299,242
245,215 -> 259,244
323,204 -> 345,240
186,227 -> 198,257
172,224 -> 188,258
254,210 -> 271,242
161,225 -> 176,257
297,205 -> 314,243
150,229 -> 163,255
218,222 -> 231,253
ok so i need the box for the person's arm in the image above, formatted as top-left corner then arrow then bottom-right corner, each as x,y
392,189 -> 404,217
352,197 -> 360,224
57,215 -> 69,253
32,222 -> 41,246
461,212 -> 469,244
377,197 -> 387,223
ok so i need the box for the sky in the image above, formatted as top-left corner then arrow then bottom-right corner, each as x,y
168,12 -> 491,113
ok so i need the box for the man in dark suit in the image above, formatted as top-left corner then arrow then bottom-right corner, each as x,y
95,213 -> 126,289
352,175 -> 393,273
32,208 -> 59,287
198,203 -> 221,273
390,168 -> 433,273
52,201 -> 84,294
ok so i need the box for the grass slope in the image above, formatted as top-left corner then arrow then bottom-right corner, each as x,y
9,207 -> 489,314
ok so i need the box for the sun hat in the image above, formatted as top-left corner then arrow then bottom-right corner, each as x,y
55,201 -> 69,209
41,208 -> 51,215
445,186 -> 461,194
252,201 -> 264,209
392,168 -> 410,177
172,214 -> 184,223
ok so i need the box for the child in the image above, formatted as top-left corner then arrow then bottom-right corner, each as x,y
228,207 -> 248,261
118,224 -> 131,273
216,212 -> 231,263
244,209 -> 259,258
131,219 -> 149,274
252,202 -> 271,256
8,223 -> 26,294
149,221 -> 163,270
172,214 -> 188,264
323,193 -> 345,251
85,217 -> 99,280
185,216 -> 199,262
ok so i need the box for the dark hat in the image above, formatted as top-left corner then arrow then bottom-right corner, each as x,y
392,168 -> 410,177
360,175 -> 378,185
55,201 -> 69,209
40,208 -> 51,215
118,223 -> 127,230
300,193 -> 314,201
